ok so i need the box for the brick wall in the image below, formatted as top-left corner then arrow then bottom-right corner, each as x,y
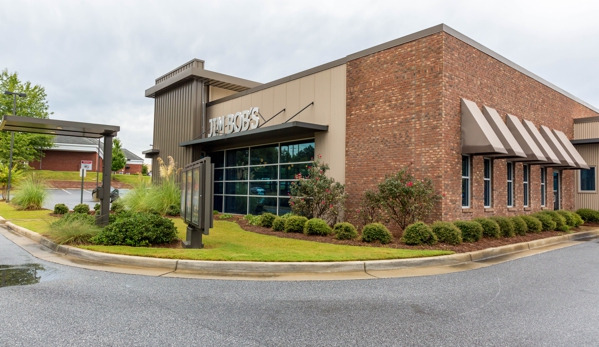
30,150 -> 103,172
345,31 -> 599,224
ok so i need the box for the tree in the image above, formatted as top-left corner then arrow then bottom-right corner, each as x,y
111,138 -> 127,175
142,164 -> 149,176
0,69 -> 54,166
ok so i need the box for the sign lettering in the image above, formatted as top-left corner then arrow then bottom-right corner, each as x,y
208,107 -> 260,137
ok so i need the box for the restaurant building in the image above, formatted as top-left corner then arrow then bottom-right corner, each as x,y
144,24 -> 599,221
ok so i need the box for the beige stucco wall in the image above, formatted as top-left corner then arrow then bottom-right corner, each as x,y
575,143 -> 599,210
209,86 -> 237,102
206,64 -> 347,183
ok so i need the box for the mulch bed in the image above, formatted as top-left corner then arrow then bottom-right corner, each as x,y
230,215 -> 598,253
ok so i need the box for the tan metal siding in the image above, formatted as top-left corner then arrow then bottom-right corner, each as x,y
575,144 -> 599,210
209,86 -> 237,102
205,64 -> 347,183
574,121 -> 599,140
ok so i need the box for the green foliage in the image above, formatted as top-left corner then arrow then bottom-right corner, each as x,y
110,201 -> 125,213
272,216 -> 285,231
333,222 -> 358,240
521,215 -> 543,233
541,211 -> 567,231
142,164 -> 149,176
259,213 -> 277,228
571,212 -> 584,227
304,218 -> 333,236
73,204 -> 90,214
47,212 -> 101,245
431,221 -> 462,245
111,138 -> 127,173
0,69 -> 54,168
532,213 -> 557,231
284,216 -> 308,233
556,210 -> 576,227
453,221 -> 483,243
376,168 -> 442,232
289,157 -> 346,225
91,212 -> 178,247
352,190 -> 383,229
575,208 -> 599,223
0,163 -> 25,200
474,218 -> 501,239
11,174 -> 47,210
489,216 -> 515,238
402,222 -> 438,246
362,223 -> 393,244
165,204 -> 180,216
53,203 -> 69,215
510,216 -> 528,236
243,214 -> 262,226
219,213 -> 233,220
94,203 -> 101,212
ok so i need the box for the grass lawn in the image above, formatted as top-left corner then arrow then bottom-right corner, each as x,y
29,170 -> 150,185
0,202 -> 453,262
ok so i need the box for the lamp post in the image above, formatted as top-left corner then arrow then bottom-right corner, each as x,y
3,91 -> 27,202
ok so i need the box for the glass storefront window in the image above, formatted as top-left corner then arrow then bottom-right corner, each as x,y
226,148 -> 248,167
250,144 -> 279,165
250,181 -> 278,196
224,196 -> 247,214
225,182 -> 248,195
250,165 -> 277,180
280,141 -> 314,163
249,197 -> 277,215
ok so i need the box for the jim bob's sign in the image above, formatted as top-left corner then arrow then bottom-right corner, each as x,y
208,107 -> 260,137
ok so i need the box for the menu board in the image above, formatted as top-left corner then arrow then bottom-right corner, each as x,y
192,166 -> 200,225
180,171 -> 187,220
185,170 -> 193,223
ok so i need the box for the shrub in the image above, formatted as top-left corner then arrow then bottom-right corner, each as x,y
289,157 -> 346,225
362,223 -> 393,244
260,213 -> 277,228
556,210 -> 576,227
521,215 -> 543,233
453,221 -> 483,243
91,212 -> 178,247
94,203 -> 101,212
376,168 -> 442,233
511,216 -> 528,236
575,208 -> 599,223
166,204 -> 180,216
352,190 -> 383,229
532,213 -> 557,231
219,213 -> 233,220
402,222 -> 437,245
541,211 -> 568,231
111,201 -> 125,213
213,210 -> 219,215
474,218 -> 501,239
11,174 -> 47,210
47,213 -> 102,245
334,222 -> 358,240
284,216 -> 308,233
571,212 -> 584,227
489,216 -> 515,238
53,203 -> 69,215
431,221 -> 462,245
272,217 -> 285,231
73,204 -> 90,214
304,218 -> 333,236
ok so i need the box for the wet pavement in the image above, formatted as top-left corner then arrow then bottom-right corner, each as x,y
43,188 -> 130,211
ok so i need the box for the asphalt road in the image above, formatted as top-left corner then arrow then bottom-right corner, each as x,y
43,189 -> 130,211
1,232 -> 599,347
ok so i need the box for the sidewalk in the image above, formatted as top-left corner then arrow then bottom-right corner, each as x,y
2,217 -> 598,281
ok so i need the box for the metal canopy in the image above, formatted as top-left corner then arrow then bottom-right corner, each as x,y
179,121 -> 328,149
481,106 -> 526,158
0,115 -> 119,226
553,129 -> 590,169
0,115 -> 119,138
539,126 -> 575,167
522,119 -> 561,165
506,114 -> 546,162
460,99 -> 507,155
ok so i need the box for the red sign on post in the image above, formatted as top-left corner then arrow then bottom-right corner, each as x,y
81,160 -> 93,171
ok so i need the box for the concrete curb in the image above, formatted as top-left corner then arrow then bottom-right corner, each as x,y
4,221 -> 599,275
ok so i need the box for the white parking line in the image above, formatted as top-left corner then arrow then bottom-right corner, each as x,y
62,189 -> 72,194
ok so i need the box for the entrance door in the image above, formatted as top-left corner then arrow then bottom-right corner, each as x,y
553,171 -> 560,210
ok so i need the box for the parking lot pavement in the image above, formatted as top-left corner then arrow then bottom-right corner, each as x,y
43,189 -> 129,211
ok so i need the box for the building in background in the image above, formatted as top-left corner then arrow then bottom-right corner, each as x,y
30,135 -> 144,174
144,24 -> 598,220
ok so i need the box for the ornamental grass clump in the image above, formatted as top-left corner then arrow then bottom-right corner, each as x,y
333,222 -> 358,240
474,218 -> 501,239
489,216 -> 515,238
532,213 -> 557,231
431,221 -> 462,245
289,157 -> 346,225
284,216 -> 308,233
521,215 -> 543,233
47,213 -> 101,245
376,168 -> 442,234
575,208 -> 599,223
304,218 -> 333,236
361,223 -> 393,244
453,221 -> 483,243
259,213 -> 277,228
402,222 -> 437,246
11,174 -> 47,210
510,216 -> 528,236
53,203 -> 69,215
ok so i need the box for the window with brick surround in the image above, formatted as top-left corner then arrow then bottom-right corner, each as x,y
462,155 -> 470,208
540,167 -> 546,207
483,158 -> 492,208
507,162 -> 514,207
523,164 -> 529,207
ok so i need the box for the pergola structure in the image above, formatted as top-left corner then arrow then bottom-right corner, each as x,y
0,115 -> 120,226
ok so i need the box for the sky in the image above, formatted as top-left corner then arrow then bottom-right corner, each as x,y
1,0 -> 598,164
